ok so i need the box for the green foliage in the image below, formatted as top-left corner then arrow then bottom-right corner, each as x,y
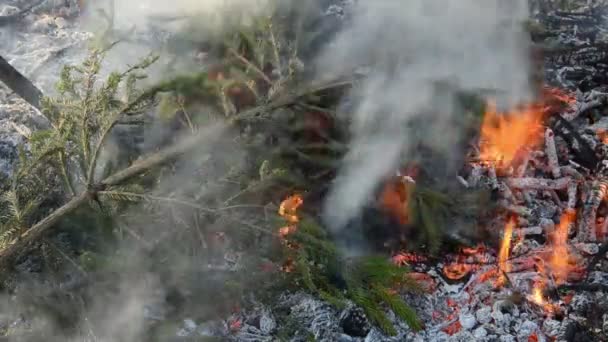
0,48 -> 160,249
280,216 -> 422,336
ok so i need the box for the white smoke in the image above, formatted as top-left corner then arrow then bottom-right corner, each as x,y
85,0 -> 273,33
319,0 -> 533,234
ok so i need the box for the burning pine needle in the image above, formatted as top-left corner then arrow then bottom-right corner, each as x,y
279,194 -> 303,224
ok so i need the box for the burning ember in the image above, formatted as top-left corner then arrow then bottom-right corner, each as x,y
443,262 -> 472,281
478,101 -> 545,168
392,251 -> 427,266
541,86 -> 577,108
442,245 -> 491,281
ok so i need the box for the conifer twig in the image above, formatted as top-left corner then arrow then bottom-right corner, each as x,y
228,48 -> 273,86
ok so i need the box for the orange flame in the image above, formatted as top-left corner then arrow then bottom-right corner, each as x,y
497,219 -> 515,286
279,194 -> 303,223
549,210 -> 576,285
529,281 -> 556,314
380,177 -> 414,225
479,102 -> 545,167
278,195 -> 303,244
596,129 -> 608,144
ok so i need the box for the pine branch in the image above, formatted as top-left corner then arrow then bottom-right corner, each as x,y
372,285 -> 422,331
0,124 -> 222,267
350,287 -> 396,336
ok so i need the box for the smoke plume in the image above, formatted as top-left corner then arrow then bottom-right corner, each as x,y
318,0 -> 533,239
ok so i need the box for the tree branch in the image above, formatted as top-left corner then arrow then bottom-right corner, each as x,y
0,55 -> 43,109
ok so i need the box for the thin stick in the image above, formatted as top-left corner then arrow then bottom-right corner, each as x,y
545,128 -> 561,178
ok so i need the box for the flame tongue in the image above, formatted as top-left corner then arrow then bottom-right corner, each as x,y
497,219 -> 515,286
380,171 -> 416,225
279,195 -> 303,224
549,210 -> 576,285
478,101 -> 544,168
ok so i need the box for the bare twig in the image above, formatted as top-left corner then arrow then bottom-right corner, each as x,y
228,48 -> 273,86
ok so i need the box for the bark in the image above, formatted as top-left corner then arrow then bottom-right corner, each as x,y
0,55 -> 43,109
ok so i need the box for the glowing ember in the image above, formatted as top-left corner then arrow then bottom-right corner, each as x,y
478,101 -> 545,167
442,244 -> 491,281
542,86 -> 577,106
596,129 -> 608,144
528,332 -> 539,342
461,245 -> 486,255
497,219 -> 515,286
443,263 -> 472,281
392,252 -> 427,266
443,321 -> 462,335
549,210 -> 576,285
279,225 -> 297,238
279,194 -> 303,223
